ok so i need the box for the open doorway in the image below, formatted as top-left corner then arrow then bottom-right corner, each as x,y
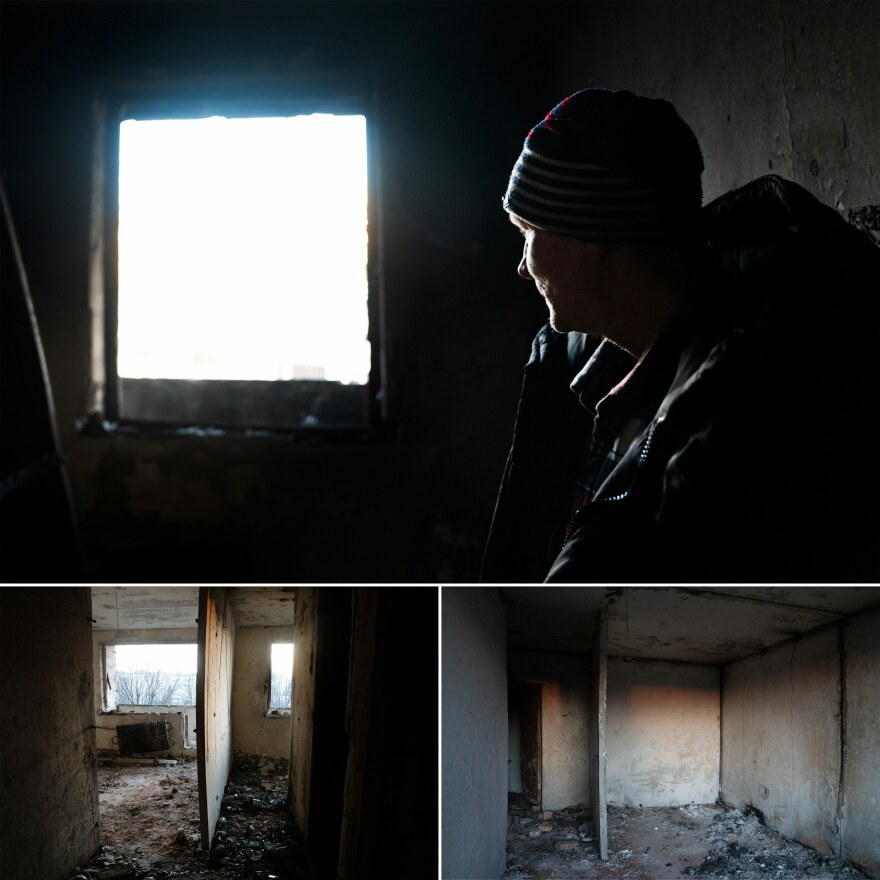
95,639 -> 202,867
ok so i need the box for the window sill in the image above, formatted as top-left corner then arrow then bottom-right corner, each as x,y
265,709 -> 291,718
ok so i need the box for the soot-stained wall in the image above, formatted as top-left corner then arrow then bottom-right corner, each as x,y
721,625 -> 842,857
0,588 -> 101,880
558,0 -> 879,223
0,0 -> 561,583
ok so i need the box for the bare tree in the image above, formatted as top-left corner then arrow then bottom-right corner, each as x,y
116,669 -> 196,706
270,672 -> 292,709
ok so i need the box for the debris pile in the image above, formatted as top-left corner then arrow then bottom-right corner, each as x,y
685,805 -> 866,879
68,753 -> 308,879
504,799 -> 869,879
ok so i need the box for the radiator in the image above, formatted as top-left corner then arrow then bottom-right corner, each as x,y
114,720 -> 174,755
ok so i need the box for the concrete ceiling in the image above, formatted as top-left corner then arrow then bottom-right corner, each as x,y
501,587 -> 880,665
90,587 -> 295,630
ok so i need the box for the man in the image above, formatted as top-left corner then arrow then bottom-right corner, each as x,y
481,89 -> 879,583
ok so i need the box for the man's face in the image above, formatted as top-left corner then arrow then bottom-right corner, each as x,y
510,214 -> 611,335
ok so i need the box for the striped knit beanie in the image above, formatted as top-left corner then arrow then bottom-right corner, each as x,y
503,89 -> 704,243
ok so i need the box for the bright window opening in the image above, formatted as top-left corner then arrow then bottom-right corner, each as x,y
270,642 -> 294,711
112,643 -> 197,706
117,114 -> 370,385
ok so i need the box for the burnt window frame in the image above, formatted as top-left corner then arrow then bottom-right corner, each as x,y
88,74 -> 387,437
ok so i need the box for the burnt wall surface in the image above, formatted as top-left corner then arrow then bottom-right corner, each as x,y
0,588 -> 101,880
0,0 -> 560,583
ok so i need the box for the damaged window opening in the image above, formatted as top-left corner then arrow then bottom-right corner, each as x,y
89,88 -> 381,434
268,641 -> 293,714
112,643 -> 197,707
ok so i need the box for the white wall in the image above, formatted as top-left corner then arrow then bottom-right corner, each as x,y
606,658 -> 719,807
442,588 -> 507,880
508,651 -> 590,811
721,626 -> 841,855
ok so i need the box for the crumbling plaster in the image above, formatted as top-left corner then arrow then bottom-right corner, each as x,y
231,625 -> 294,759
606,658 -> 720,808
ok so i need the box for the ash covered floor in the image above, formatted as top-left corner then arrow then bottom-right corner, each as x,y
503,796 -> 867,879
68,754 -> 307,879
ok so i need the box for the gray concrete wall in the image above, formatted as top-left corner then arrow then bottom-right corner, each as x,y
841,605 -> 880,875
606,658 -> 719,807
559,1 -> 879,217
442,588 -> 507,880
231,626 -> 293,759
721,625 -> 841,855
508,651 -> 591,811
0,588 -> 101,880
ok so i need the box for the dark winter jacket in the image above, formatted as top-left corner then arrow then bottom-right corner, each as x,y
481,176 -> 879,583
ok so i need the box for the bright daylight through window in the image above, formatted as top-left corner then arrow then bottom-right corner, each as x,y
270,642 -> 294,711
112,643 -> 197,706
117,114 -> 370,385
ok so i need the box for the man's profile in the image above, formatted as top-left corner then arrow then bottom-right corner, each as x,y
481,89 -> 879,583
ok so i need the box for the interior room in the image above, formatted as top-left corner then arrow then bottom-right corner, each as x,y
0,586 -> 437,880
442,587 -> 880,879
3,0 -> 878,584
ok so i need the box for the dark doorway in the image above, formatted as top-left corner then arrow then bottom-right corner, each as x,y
510,684 -> 542,807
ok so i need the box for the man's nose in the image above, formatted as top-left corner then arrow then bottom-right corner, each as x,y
517,252 -> 531,280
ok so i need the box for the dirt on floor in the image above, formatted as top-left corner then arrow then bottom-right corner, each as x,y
503,796 -> 867,880
66,753 -> 307,880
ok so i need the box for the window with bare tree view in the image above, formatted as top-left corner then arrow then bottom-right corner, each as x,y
270,642 -> 293,711
109,643 -> 197,708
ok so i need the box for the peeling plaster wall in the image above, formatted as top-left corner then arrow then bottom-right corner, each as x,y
231,626 -> 293,759
508,651 -> 591,811
606,658 -> 720,807
559,1 -> 879,220
840,606 -> 880,875
721,625 -> 841,856
0,588 -> 100,880
197,588 -> 236,849
442,588 -> 507,880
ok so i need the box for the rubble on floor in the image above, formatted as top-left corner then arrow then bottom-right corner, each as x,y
68,753 -> 308,879
503,797 -> 868,879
